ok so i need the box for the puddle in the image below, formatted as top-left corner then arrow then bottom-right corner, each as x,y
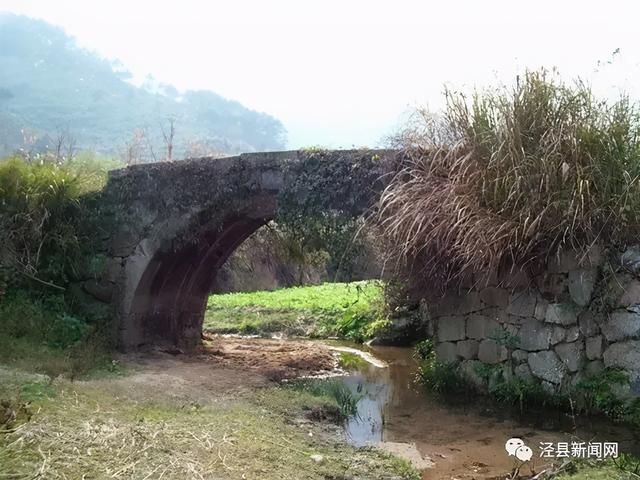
329,344 -> 640,480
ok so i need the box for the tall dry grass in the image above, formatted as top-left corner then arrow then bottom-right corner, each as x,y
379,70 -> 640,290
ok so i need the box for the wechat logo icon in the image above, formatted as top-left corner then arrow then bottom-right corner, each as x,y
505,438 -> 533,462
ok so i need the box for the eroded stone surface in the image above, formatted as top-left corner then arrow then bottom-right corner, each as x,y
568,269 -> 597,306
506,291 -> 538,317
585,335 -> 604,360
554,341 -> 585,373
466,315 -> 501,340
456,339 -> 479,360
545,303 -> 578,326
603,341 -> 640,379
478,339 -> 508,364
437,316 -> 467,342
601,311 -> 640,342
519,320 -> 552,351
528,351 -> 567,384
435,342 -> 459,363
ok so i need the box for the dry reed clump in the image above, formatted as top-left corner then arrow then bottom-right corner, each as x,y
379,70 -> 640,290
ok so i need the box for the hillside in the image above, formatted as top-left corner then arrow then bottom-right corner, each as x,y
0,13 -> 287,158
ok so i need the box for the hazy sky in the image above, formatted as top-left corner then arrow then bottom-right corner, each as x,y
2,0 -> 640,149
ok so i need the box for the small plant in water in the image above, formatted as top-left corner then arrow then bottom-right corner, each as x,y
287,378 -> 362,418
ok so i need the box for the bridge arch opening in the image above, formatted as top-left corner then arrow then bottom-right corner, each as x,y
103,150 -> 395,351
125,215 -> 272,349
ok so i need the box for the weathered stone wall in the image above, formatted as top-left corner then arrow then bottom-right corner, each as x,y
423,246 -> 640,396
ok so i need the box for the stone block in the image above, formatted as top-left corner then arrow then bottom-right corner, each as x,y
466,315 -> 501,340
617,279 -> 640,307
528,350 -> 567,384
512,349 -> 528,363
456,340 -> 479,360
479,287 -> 509,308
431,291 -> 484,317
534,297 -> 548,320
555,341 -> 585,373
104,258 -> 124,283
601,311 -> 640,342
519,319 -> 552,351
586,335 -> 603,360
551,326 -> 566,345
545,303 -> 578,326
565,326 -> 580,343
621,245 -> 640,274
82,279 -> 113,303
478,339 -> 508,364
111,227 -> 140,257
578,310 -> 600,337
603,341 -> 640,376
506,291 -> 538,317
536,273 -> 569,300
436,316 -> 467,342
435,342 -> 460,363
568,269 -> 597,306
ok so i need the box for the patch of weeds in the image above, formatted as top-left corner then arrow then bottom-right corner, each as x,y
556,456 -> 640,480
19,381 -> 56,402
490,327 -> 520,350
338,352 -> 368,371
415,345 -> 468,396
417,361 -> 468,395
475,364 -> 554,411
48,313 -> 90,349
573,368 -> 640,425
287,378 -> 362,418
413,339 -> 434,361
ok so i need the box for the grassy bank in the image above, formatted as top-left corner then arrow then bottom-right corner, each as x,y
0,154 -> 122,378
0,367 -> 419,480
204,280 -> 388,342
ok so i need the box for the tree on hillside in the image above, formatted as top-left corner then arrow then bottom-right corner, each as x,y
0,13 -> 287,157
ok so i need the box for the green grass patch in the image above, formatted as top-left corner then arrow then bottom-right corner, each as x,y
205,281 -> 388,342
555,457 -> 640,480
0,291 -> 117,378
338,351 -> 369,371
286,377 -> 362,418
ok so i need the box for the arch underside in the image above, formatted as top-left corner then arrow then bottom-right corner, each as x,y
128,216 -> 269,349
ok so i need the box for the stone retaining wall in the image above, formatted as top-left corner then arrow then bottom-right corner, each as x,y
423,246 -> 640,396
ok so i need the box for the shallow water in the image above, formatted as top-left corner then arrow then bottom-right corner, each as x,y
332,344 -> 639,480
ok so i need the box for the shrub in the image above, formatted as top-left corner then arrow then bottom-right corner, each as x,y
47,313 -> 90,349
0,155 -> 110,291
379,70 -> 640,290
415,343 -> 468,396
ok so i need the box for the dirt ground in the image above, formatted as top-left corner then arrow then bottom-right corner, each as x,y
90,336 -> 338,405
199,335 -> 338,380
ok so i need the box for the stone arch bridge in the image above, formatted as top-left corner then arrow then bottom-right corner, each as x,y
87,150 -> 397,350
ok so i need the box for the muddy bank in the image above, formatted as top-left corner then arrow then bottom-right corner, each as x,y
200,336 -> 338,380
338,345 -> 640,480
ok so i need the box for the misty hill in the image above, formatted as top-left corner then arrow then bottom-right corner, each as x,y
0,13 -> 287,158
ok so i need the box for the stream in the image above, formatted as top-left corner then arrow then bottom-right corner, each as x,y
326,343 -> 640,480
